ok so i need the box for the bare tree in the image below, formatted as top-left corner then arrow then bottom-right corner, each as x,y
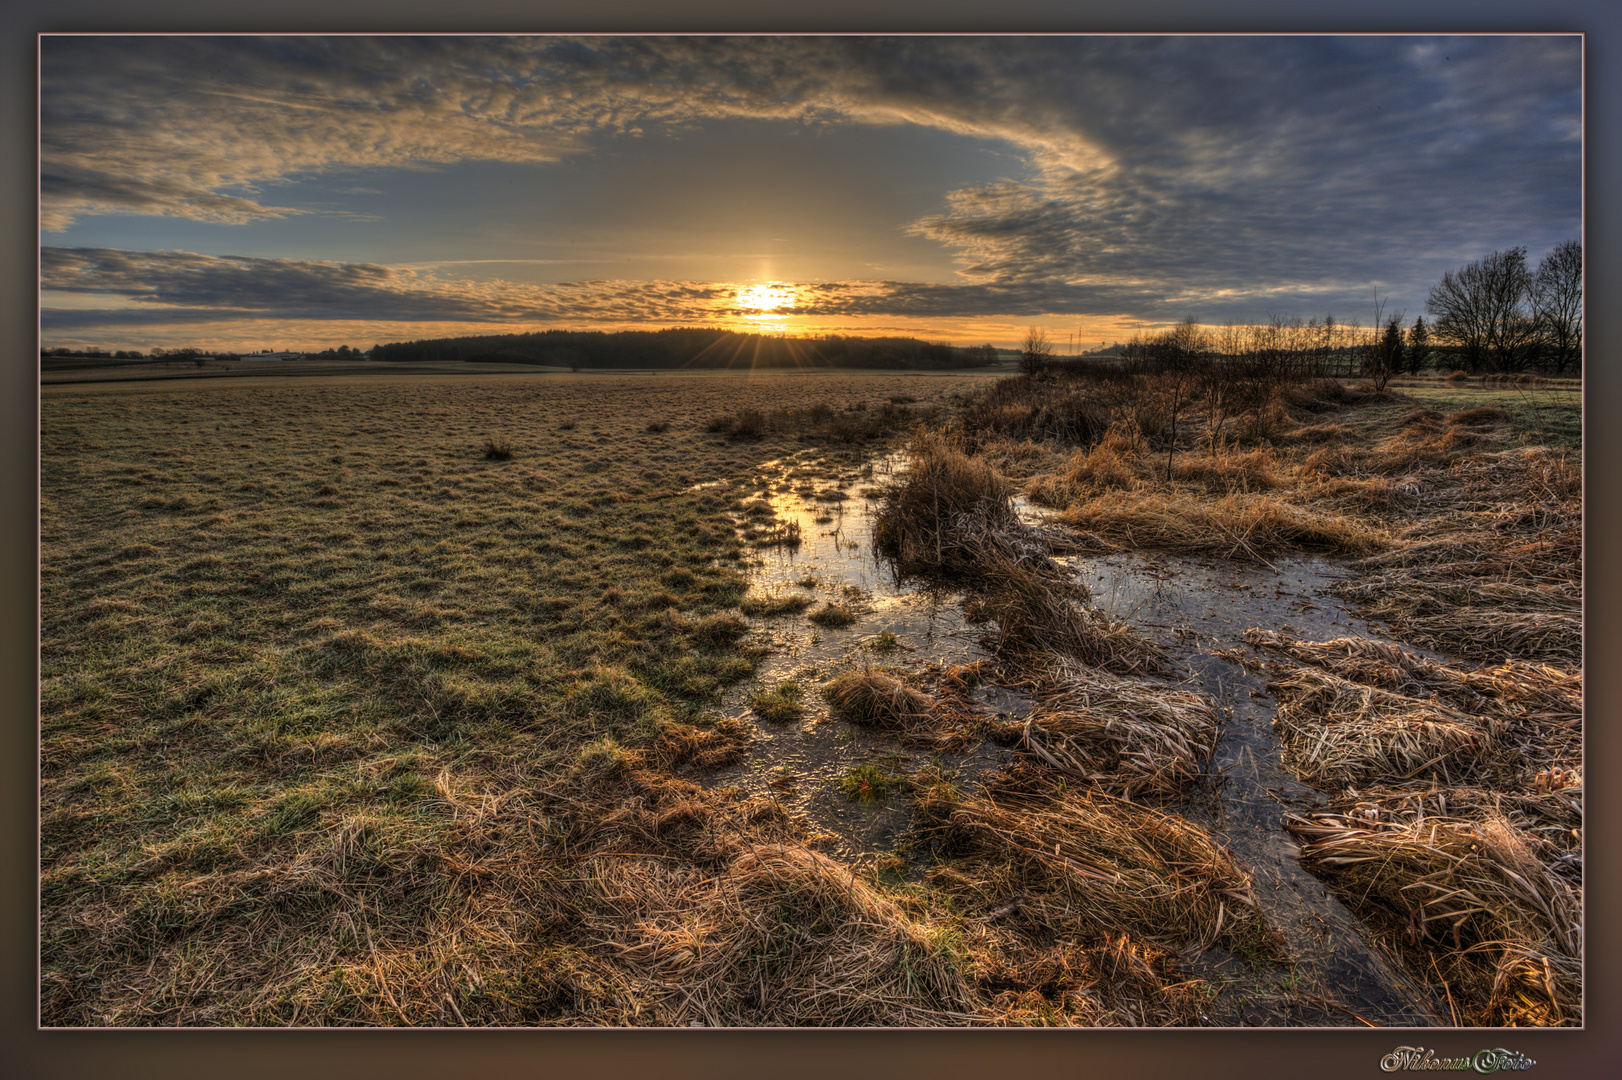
1531,239 -> 1582,375
1019,326 -> 1054,376
1427,247 -> 1538,373
1148,318 -> 1208,480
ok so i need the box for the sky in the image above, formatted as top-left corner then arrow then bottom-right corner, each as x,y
38,34 -> 1582,353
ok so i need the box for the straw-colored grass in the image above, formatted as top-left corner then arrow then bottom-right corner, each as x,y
820,670 -> 976,751
1247,631 -> 1580,789
1059,489 -> 1383,562
579,845 -> 985,1026
1332,446 -> 1580,665
807,602 -> 859,628
1265,666 -> 1500,789
915,772 -> 1283,961
1285,798 -> 1580,1026
1015,664 -> 1220,798
876,432 -> 1163,675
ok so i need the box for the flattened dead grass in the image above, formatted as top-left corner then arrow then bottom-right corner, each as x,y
1059,488 -> 1383,562
1286,797 -> 1580,1026
916,770 -> 1282,961
1016,664 -> 1221,799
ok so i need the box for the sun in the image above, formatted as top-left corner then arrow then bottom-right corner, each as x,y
736,283 -> 795,312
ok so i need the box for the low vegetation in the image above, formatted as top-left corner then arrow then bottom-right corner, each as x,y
40,352 -> 1580,1028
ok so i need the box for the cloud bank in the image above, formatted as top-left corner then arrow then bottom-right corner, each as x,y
41,36 -> 1581,337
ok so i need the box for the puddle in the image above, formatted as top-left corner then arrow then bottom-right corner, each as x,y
705,448 -> 1022,867
707,445 -> 1446,1026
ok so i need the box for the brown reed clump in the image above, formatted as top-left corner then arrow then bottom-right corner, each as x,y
1285,798 -> 1580,1026
819,669 -> 976,750
872,431 -> 1023,583
1246,631 -> 1580,787
1059,488 -> 1382,562
1446,405 -> 1512,427
915,774 -> 1283,961
875,432 -> 1163,675
1171,446 -> 1279,494
1331,447 -> 1580,665
1265,666 -> 1500,789
578,845 -> 988,1026
965,544 -> 1165,676
1024,421 -> 1147,506
1016,665 -> 1220,798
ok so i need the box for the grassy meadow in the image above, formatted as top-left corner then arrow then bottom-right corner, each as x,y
39,372 -> 972,1025
39,365 -> 1581,1027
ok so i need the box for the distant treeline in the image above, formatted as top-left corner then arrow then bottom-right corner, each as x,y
368,328 -> 1000,370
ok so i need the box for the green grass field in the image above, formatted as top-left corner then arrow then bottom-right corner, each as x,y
39,371 -> 973,1025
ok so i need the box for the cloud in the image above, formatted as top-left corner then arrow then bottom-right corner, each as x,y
38,246 -> 1184,332
42,244 -> 1399,346
40,36 -> 1580,324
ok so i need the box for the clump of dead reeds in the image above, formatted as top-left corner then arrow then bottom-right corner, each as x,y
1016,665 -> 1220,798
915,776 -> 1282,960
581,845 -> 987,1025
1331,448 -> 1580,665
820,670 -> 974,750
807,602 -> 858,628
974,933 -> 1211,1026
739,590 -> 813,618
1024,421 -> 1145,506
1059,489 -> 1382,562
955,522 -> 1164,676
1446,405 -> 1511,427
873,433 -> 1164,675
1171,446 -> 1279,494
1285,800 -> 1580,1025
1247,631 -> 1581,786
480,437 -> 514,460
1266,665 -> 1499,788
872,432 -> 1020,582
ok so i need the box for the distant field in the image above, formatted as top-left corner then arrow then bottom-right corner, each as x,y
40,357 -> 1017,386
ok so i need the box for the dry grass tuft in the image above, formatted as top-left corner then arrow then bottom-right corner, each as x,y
967,562 -> 1165,676
876,433 -> 1161,675
1285,797 -> 1580,1026
577,844 -> 986,1025
1247,631 -> 1580,787
819,669 -> 981,750
916,774 -> 1282,962
873,432 -> 1020,582
1060,489 -> 1382,562
1025,422 -> 1145,505
822,670 -> 933,728
1171,446 -> 1279,494
1332,448 -> 1580,665
807,602 -> 858,628
1017,665 -> 1220,798
480,437 -> 514,460
1446,405 -> 1511,427
1265,665 -> 1500,788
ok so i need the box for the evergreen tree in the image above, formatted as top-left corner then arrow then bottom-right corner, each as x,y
1406,316 -> 1431,374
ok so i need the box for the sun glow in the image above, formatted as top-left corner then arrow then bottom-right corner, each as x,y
736,283 -> 795,312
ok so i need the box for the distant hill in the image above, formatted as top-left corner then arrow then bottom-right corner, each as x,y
368,328 -> 1000,370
